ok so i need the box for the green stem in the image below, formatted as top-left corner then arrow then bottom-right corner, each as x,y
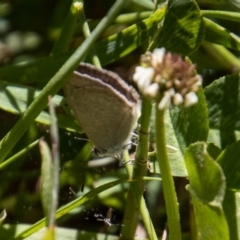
78,2 -> 101,68
114,11 -> 152,24
0,139 -> 39,171
87,11 -> 152,31
201,10 -> 240,22
202,41 -> 240,71
131,0 -> 154,10
48,98 -> 60,228
0,0 -> 127,163
51,1 -> 82,55
121,98 -> 158,240
155,106 -> 181,240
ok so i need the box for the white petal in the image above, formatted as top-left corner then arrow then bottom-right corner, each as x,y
168,88 -> 175,96
144,83 -> 160,98
133,67 -> 155,92
133,67 -> 154,82
197,75 -> 202,85
137,77 -> 152,92
151,48 -> 165,69
133,66 -> 145,82
184,92 -> 198,107
143,67 -> 155,79
173,93 -> 183,106
158,94 -> 171,110
153,48 -> 165,61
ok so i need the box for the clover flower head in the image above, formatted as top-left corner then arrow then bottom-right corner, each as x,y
133,48 -> 202,110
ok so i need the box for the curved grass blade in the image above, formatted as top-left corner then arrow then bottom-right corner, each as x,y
204,18 -> 240,50
12,179 -> 123,240
0,7 -> 166,85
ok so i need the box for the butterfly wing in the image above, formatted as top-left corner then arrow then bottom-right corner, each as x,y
64,73 -> 138,155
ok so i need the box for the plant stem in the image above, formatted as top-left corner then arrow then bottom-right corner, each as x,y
155,106 -> 181,240
201,41 -> 240,70
0,139 -> 39,170
114,11 -> 152,24
121,98 -> 158,240
201,10 -> 240,22
51,1 -> 82,55
78,2 -> 102,68
48,97 -> 60,228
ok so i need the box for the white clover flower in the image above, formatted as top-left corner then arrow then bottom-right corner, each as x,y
133,48 -> 202,109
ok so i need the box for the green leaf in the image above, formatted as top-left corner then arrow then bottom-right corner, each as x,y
150,0 -> 204,55
0,52 -> 71,84
185,142 -> 229,239
204,74 -> 240,131
169,88 -> 209,151
204,18 -> 240,51
150,109 -> 188,177
223,190 -> 240,240
149,88 -> 209,177
207,129 -> 222,149
165,110 -> 188,176
190,196 -> 229,240
217,140 -> 240,190
185,142 -> 226,205
208,128 -> 236,150
0,81 -> 81,132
